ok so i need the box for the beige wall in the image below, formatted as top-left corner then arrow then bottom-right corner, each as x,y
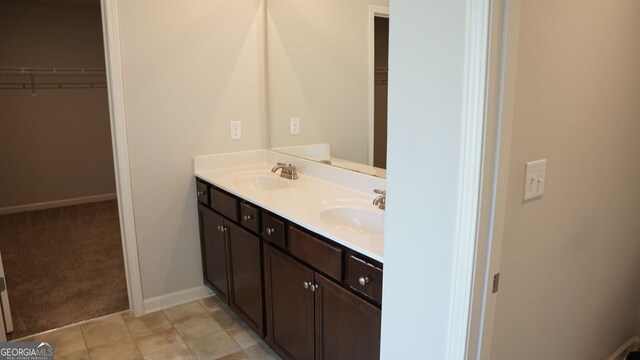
267,0 -> 387,164
116,0 -> 267,299
491,1 -> 640,359
0,0 -> 115,208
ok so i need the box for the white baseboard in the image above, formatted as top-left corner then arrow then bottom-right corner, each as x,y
0,193 -> 117,215
143,285 -> 214,314
608,336 -> 640,360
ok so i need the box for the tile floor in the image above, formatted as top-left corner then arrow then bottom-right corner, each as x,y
19,296 -> 282,360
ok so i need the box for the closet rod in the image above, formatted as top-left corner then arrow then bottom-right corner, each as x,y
0,67 -> 107,94
0,67 -> 106,75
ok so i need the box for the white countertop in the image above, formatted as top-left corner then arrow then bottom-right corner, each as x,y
194,154 -> 385,262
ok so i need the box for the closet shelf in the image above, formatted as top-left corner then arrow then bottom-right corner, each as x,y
0,67 -> 107,93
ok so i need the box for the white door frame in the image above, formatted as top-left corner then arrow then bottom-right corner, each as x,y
100,0 -> 145,316
445,0 -> 492,358
367,5 -> 389,166
466,0 -> 521,359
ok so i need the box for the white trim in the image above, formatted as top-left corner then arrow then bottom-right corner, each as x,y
468,1 -> 523,358
367,5 -> 389,166
101,0 -> 145,316
607,336 -> 640,360
446,0 -> 492,359
143,286 -> 214,314
0,252 -> 13,335
0,193 -> 117,215
465,0 -> 509,358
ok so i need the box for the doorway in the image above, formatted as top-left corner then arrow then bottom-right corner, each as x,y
0,0 -> 129,339
369,6 -> 389,169
373,16 -> 389,169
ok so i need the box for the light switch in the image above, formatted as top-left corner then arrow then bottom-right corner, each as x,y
523,159 -> 546,201
290,117 -> 300,135
230,121 -> 241,140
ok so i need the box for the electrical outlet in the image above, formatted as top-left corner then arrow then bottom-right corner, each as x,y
290,117 -> 300,135
230,121 -> 241,140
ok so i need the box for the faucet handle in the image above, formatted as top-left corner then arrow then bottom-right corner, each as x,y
374,189 -> 386,195
277,162 -> 287,166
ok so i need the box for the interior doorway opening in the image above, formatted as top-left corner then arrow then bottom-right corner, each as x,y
0,0 -> 129,339
368,5 -> 389,169
373,15 -> 389,169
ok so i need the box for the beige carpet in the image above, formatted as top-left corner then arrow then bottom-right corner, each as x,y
0,200 -> 129,339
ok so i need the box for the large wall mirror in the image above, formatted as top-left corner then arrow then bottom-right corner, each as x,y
267,0 -> 390,178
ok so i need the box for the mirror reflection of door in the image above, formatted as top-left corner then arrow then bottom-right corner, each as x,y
373,16 -> 389,169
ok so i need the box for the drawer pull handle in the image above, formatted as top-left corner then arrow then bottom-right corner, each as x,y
266,228 -> 275,235
310,284 -> 319,292
358,276 -> 370,286
242,215 -> 253,222
197,190 -> 205,196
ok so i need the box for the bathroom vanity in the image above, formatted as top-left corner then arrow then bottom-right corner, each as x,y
194,150 -> 384,360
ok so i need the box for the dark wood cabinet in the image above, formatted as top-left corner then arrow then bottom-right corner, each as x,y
197,183 -> 264,337
227,221 -> 264,336
196,178 -> 382,360
198,204 -> 229,304
315,273 -> 381,360
264,245 -> 381,360
264,245 -> 315,360
345,254 -> 383,304
288,226 -> 343,281
262,211 -> 286,248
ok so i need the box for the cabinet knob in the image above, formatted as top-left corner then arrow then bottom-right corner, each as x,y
266,228 -> 275,235
217,225 -> 222,232
197,191 -> 205,196
303,282 -> 318,291
242,214 -> 253,222
358,276 -> 370,286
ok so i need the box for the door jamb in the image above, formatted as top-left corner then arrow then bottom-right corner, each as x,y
100,0 -> 145,316
466,0 -> 521,359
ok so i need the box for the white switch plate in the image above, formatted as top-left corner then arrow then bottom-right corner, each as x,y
230,121 -> 241,140
290,117 -> 300,135
523,159 -> 546,201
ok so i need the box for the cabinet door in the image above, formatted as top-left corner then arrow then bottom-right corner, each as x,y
198,204 -> 230,304
315,273 -> 381,360
227,221 -> 264,337
264,245 -> 315,360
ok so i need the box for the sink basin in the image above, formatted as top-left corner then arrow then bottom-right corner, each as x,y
233,173 -> 290,190
319,204 -> 384,235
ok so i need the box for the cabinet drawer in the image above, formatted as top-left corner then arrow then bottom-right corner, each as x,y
261,212 -> 285,248
288,226 -> 343,281
211,188 -> 239,222
345,255 -> 383,304
196,181 -> 209,206
240,202 -> 260,234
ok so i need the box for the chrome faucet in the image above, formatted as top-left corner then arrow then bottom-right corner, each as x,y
373,189 -> 386,210
271,162 -> 299,180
